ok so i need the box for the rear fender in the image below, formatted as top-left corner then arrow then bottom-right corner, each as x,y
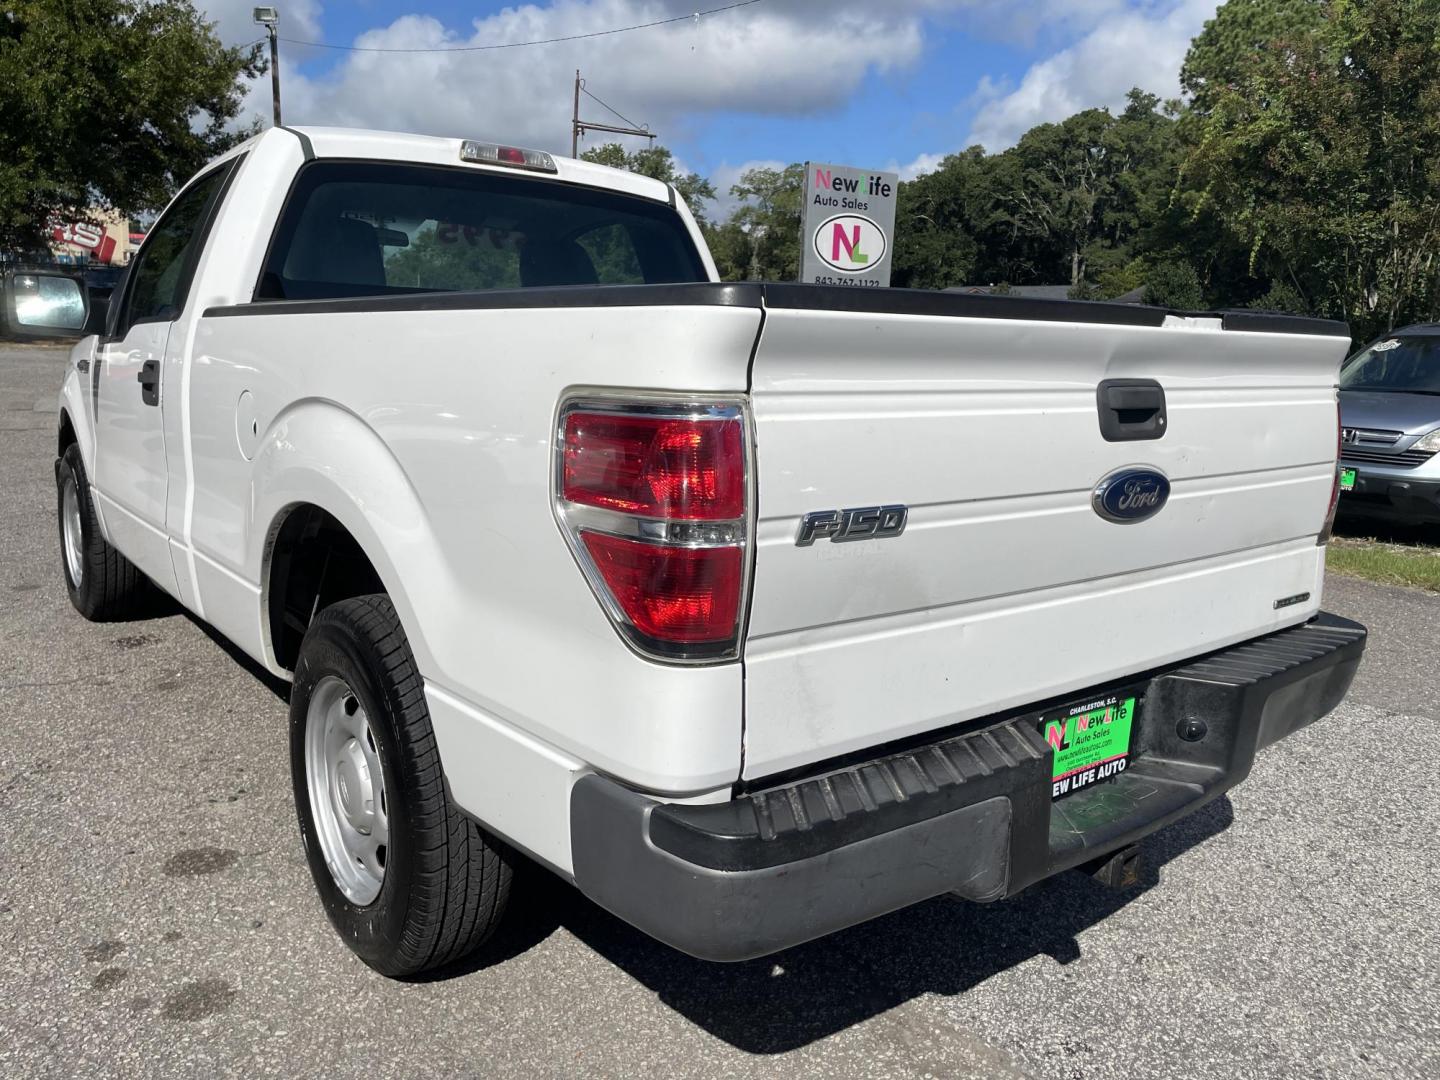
248,399 -> 449,676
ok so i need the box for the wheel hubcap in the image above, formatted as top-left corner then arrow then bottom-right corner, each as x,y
61,474 -> 84,588
305,676 -> 388,905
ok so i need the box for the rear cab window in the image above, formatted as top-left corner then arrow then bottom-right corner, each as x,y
257,161 -> 706,301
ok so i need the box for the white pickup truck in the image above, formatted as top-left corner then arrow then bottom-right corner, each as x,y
29,127 -> 1366,975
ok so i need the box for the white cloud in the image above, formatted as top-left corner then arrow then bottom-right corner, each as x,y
965,0 -> 1218,150
193,1 -> 1223,185
894,151 -> 948,181
199,0 -> 932,153
197,0 -> 1142,150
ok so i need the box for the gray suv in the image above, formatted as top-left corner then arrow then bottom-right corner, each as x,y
1338,325 -> 1440,524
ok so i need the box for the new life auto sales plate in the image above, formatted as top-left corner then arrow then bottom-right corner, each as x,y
1039,695 -> 1136,800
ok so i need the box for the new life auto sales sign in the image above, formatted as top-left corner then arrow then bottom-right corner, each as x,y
800,161 -> 899,287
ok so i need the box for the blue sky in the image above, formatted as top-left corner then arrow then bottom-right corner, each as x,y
202,1 -> 1220,202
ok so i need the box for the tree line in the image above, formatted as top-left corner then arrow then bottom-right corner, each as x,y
587,0 -> 1440,342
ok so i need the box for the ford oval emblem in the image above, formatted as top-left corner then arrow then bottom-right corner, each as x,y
1092,467 -> 1170,524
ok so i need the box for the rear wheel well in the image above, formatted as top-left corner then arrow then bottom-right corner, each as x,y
267,505 -> 386,672
58,410 -> 77,456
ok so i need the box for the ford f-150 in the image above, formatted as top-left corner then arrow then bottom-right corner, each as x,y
28,126 -> 1366,975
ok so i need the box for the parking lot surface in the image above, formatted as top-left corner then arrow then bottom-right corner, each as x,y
3,343 -> 1438,1079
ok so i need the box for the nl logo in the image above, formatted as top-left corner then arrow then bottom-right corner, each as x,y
813,212 -> 887,273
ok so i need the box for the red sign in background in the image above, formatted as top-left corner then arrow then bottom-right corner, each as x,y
51,220 -> 117,263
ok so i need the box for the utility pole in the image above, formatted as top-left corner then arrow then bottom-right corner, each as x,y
254,7 -> 281,126
570,70 -> 656,158
572,70 -> 581,158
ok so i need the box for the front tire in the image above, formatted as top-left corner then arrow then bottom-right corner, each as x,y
56,443 -> 148,620
290,594 -> 514,976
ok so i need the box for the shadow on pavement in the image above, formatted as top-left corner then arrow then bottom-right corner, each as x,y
465,795 -> 1235,1053
185,611 -> 292,702
139,553 -> 1234,1046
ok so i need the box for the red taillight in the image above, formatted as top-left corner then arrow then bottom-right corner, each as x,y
563,412 -> 744,520
581,533 -> 742,643
496,146 -> 526,164
556,400 -> 749,660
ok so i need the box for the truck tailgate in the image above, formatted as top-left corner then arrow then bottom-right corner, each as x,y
742,289 -> 1350,781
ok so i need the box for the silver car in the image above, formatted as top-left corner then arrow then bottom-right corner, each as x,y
1338,325 -> 1440,524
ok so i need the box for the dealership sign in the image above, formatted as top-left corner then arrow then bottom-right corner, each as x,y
51,219 -> 116,263
800,161 -> 898,287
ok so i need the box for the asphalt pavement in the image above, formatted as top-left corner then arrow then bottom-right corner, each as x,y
2,343 -> 1437,1079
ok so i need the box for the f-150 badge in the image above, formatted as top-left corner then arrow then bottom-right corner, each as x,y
796,505 -> 908,546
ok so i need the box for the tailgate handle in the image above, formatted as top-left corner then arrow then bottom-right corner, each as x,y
1097,379 -> 1166,442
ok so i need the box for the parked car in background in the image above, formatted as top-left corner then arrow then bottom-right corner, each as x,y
1338,326 -> 1440,525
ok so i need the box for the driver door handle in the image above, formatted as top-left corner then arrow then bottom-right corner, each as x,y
137,359 -> 160,406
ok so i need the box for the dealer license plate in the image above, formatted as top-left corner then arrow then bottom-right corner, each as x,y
1039,695 -> 1136,801
1340,467 -> 1357,492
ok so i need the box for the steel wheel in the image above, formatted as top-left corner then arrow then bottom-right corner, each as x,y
305,675 -> 389,905
61,471 -> 84,588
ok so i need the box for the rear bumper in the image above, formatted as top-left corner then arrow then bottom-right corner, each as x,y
570,613 -> 1366,961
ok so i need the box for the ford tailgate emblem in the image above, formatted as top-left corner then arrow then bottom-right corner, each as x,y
1092,467 -> 1169,524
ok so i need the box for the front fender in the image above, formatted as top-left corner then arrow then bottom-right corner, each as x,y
58,337 -> 98,473
248,399 -> 452,677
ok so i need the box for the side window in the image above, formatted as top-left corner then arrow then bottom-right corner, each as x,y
115,164 -> 231,336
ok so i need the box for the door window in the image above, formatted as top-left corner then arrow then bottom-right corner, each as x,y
114,162 -> 235,336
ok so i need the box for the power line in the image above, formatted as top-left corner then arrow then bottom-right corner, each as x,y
581,86 -> 644,132
278,0 -> 764,54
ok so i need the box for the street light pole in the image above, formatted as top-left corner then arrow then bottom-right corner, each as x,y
253,7 -> 281,127
268,22 -> 281,126
572,69 -> 581,158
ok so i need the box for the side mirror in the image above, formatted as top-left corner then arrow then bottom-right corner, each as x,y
3,270 -> 89,339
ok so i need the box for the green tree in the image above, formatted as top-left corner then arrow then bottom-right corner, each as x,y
991,92 -> 1184,291
1143,260 -> 1205,308
579,142 -> 718,225
891,147 -> 988,289
383,225 -> 520,291
0,0 -> 263,250
710,163 -> 805,281
997,109 -> 1114,287
1179,0 -> 1440,336
1181,0 -> 1324,112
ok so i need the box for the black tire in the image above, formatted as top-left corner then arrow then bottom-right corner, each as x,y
56,443 -> 149,620
290,594 -> 514,977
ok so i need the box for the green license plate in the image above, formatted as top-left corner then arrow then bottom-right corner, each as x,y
1340,467 -> 1357,492
1040,695 -> 1136,800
